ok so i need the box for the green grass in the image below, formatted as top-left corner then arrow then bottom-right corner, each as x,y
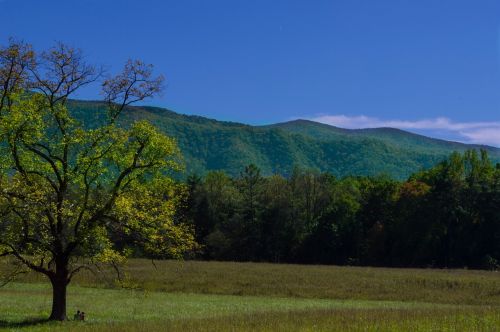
1,259 -> 500,331
1,283 -> 498,331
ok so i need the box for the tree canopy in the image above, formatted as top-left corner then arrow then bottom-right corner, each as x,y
182,151 -> 500,270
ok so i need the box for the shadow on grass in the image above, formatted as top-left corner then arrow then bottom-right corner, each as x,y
0,318 -> 50,328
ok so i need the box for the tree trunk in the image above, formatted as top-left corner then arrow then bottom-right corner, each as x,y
49,261 -> 69,321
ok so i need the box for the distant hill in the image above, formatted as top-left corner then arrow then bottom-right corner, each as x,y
68,100 -> 500,179
265,119 -> 498,156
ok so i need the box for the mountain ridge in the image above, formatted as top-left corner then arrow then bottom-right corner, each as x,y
267,119 -> 498,151
68,100 -> 500,179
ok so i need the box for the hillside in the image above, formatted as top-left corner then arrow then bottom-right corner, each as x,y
266,119 -> 500,156
68,100 -> 500,179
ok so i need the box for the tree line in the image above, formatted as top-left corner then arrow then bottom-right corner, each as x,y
180,150 -> 500,270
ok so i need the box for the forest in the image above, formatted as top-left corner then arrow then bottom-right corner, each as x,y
177,149 -> 500,270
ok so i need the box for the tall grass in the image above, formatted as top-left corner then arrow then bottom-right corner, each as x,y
52,260 -> 500,305
1,259 -> 500,331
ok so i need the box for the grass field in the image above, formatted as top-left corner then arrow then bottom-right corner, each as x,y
1,259 -> 500,331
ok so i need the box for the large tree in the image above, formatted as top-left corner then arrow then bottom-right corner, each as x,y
0,40 -> 196,320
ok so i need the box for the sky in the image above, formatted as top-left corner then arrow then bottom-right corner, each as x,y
2,0 -> 500,146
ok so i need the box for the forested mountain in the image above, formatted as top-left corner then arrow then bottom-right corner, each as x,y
69,100 -> 500,179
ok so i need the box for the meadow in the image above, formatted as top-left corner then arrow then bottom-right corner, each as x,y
1,259 -> 500,331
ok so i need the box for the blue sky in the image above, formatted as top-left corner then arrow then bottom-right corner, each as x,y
2,0 -> 500,146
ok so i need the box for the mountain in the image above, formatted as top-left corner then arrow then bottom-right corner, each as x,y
265,119 -> 497,157
68,100 -> 500,179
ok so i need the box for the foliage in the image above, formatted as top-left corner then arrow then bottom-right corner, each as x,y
182,150 -> 500,269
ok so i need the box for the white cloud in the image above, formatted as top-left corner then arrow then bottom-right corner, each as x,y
309,114 -> 500,147
460,128 -> 500,146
